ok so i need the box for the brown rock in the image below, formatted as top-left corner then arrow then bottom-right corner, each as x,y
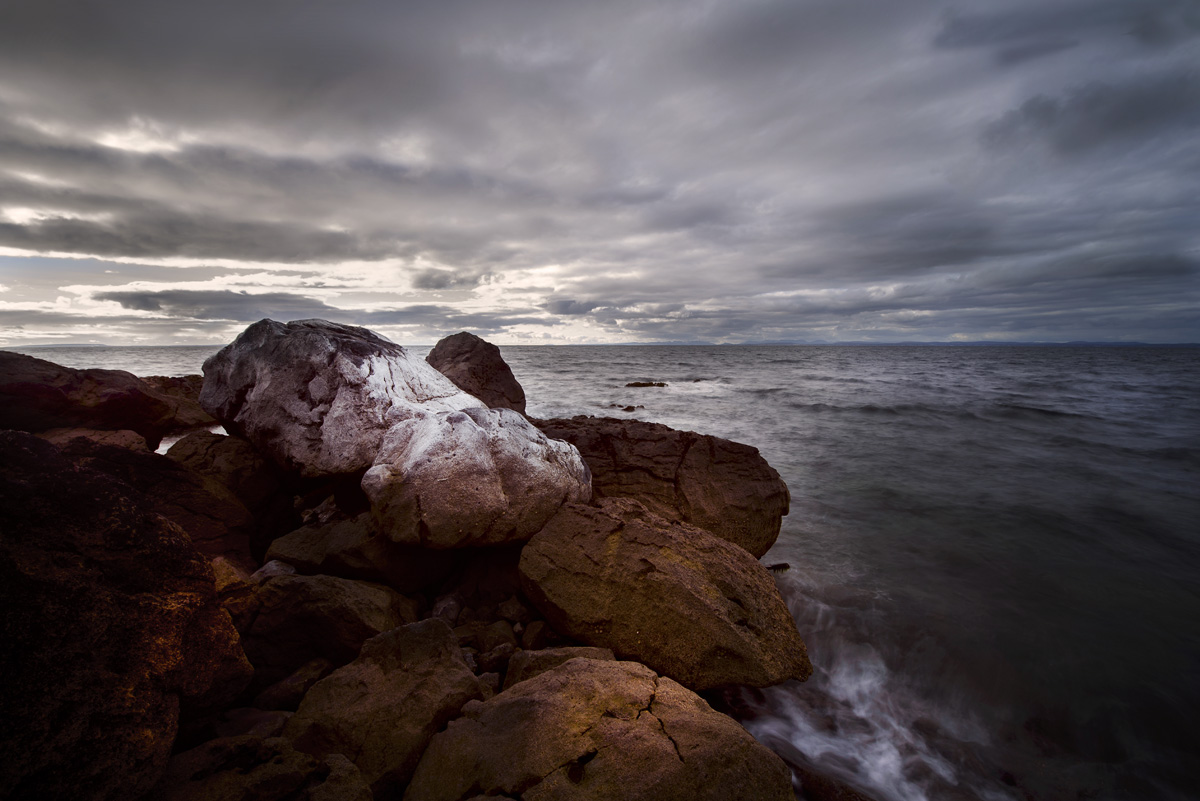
532,416 -> 789,557
425,331 -> 527,413
240,574 -> 418,688
38,426 -> 149,450
285,619 -> 485,798
0,350 -> 190,448
519,499 -> 812,691
503,646 -> 615,690
0,431 -> 252,801
140,374 -> 218,430
149,735 -> 373,801
266,512 -> 457,593
404,658 -> 794,801
252,658 -> 335,712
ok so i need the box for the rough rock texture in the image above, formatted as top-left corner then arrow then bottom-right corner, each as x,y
38,426 -> 150,450
140,374 -> 218,430
286,619 -> 486,798
61,437 -> 258,571
240,573 -> 419,688
363,407 -> 591,549
199,319 -> 481,477
253,658 -> 334,712
519,499 -> 811,691
168,430 -> 300,558
532,416 -> 789,558
0,431 -> 252,801
0,350 -> 191,448
404,658 -> 794,801
503,646 -> 615,690
266,512 -> 457,593
150,736 -> 373,801
426,331 -> 527,413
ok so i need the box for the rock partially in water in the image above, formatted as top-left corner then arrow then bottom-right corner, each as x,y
285,619 -> 486,798
0,350 -> 199,448
519,498 -> 812,691
199,319 -> 480,477
0,431 -> 252,801
533,415 -> 789,557
404,657 -> 795,801
426,331 -> 527,413
363,407 -> 591,549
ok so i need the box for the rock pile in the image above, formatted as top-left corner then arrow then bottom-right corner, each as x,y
0,320 -> 826,801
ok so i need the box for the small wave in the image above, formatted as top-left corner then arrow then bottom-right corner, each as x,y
993,403 -> 1095,420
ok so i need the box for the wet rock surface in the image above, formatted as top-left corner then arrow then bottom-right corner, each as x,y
426,331 -> 527,413
0,431 -> 251,801
532,416 -> 789,557
363,407 -> 590,549
199,319 -> 480,477
404,657 -> 795,801
519,498 -> 812,691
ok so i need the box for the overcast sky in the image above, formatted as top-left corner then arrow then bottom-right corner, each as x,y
1,0 -> 1198,345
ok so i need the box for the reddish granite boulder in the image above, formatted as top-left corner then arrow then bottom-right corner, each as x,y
519,498 -> 811,691
532,416 -> 789,557
426,331 -> 527,413
0,350 -> 193,448
0,431 -> 252,801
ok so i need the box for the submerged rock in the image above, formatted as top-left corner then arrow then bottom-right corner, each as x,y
404,657 -> 794,801
199,319 -> 480,477
285,619 -> 486,798
0,431 -> 252,801
426,331 -> 527,413
363,407 -> 590,549
533,416 -> 789,557
519,498 -> 811,691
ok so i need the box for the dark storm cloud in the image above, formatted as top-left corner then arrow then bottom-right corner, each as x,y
95,289 -> 339,320
984,69 -> 1200,155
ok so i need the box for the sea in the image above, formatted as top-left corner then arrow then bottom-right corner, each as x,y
9,342 -> 1200,801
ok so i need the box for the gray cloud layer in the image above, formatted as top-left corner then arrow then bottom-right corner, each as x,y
1,0 -> 1198,344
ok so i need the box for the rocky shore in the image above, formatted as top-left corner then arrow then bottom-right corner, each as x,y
1,320 -> 833,801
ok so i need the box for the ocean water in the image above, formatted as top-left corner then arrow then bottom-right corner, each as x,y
10,343 -> 1200,801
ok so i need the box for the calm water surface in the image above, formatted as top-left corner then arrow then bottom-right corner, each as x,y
11,343 -> 1200,800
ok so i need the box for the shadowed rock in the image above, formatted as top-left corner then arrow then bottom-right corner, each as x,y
426,332 -> 527,413
532,416 -> 789,557
139,374 -> 217,430
503,646 -> 615,690
404,658 -> 794,801
363,407 -> 590,549
0,431 -> 252,801
199,319 -> 481,477
285,619 -> 486,798
519,498 -> 811,691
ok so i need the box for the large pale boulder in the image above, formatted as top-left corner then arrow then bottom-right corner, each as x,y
426,331 -> 527,413
404,658 -> 794,801
0,350 -> 196,448
285,619 -> 486,798
0,431 -> 252,801
519,499 -> 811,691
532,416 -> 789,557
362,407 -> 591,549
240,574 -> 418,688
199,319 -> 481,477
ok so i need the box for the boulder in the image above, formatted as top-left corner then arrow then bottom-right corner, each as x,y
253,658 -> 334,712
0,431 -> 252,801
199,319 -> 481,477
38,426 -> 150,450
266,512 -> 457,593
532,416 -> 789,557
240,573 -> 418,688
519,499 -> 812,691
286,619 -> 486,798
426,331 -> 527,413
168,430 -> 300,557
149,736 -> 373,801
0,350 -> 190,448
503,646 -> 615,690
140,374 -> 218,430
363,407 -> 591,549
404,658 -> 794,801
60,437 -> 258,571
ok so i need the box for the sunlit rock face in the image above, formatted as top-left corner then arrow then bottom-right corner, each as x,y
363,406 -> 591,548
199,319 -> 481,477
